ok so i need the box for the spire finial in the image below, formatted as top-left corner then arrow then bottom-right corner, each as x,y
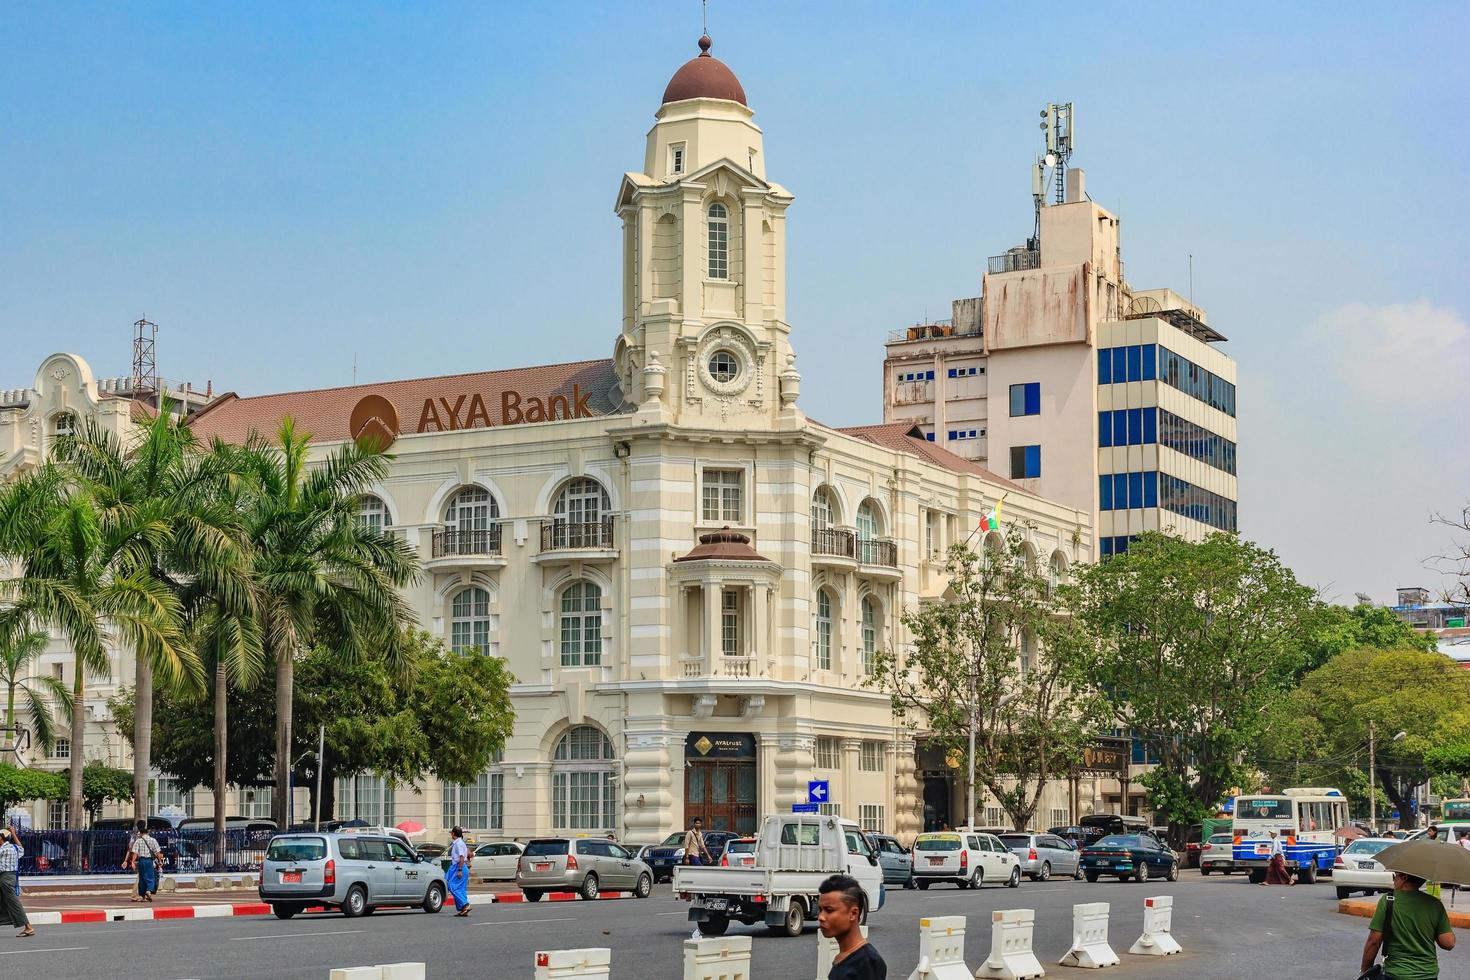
699,0 -> 712,55
698,33 -> 712,55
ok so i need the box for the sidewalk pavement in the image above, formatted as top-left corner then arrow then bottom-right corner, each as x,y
1338,895 -> 1470,928
16,885 -> 639,927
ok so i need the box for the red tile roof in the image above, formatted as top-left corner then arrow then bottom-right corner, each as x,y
188,359 -> 618,445
829,422 -> 1024,492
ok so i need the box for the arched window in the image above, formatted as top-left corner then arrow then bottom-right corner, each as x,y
811,487 -> 835,530
707,203 -> 729,280
445,486 -> 498,532
450,587 -> 491,653
1020,630 -> 1035,678
52,412 -> 75,437
551,478 -> 611,548
1048,551 -> 1068,596
442,749 -> 504,831
815,589 -> 834,671
559,581 -> 603,667
357,494 -> 389,533
552,726 -> 616,831
856,501 -> 879,540
861,596 -> 878,676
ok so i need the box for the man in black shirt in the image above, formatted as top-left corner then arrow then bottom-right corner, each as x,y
818,874 -> 885,980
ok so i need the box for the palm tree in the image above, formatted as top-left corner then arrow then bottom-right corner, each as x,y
0,451 -> 196,841
0,613 -> 72,757
51,408 -> 248,820
238,419 -> 418,827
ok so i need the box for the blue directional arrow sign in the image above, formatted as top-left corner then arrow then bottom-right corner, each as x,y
808,779 -> 830,805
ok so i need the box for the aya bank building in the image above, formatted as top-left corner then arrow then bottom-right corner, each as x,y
4,36 -> 1091,843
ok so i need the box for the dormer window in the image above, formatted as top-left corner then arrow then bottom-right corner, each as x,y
53,412 -> 75,437
707,203 -> 729,280
669,142 -> 686,176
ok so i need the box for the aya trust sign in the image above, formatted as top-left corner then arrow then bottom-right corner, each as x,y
349,385 -> 596,449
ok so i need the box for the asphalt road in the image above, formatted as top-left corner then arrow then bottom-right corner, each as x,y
0,872 -> 1432,979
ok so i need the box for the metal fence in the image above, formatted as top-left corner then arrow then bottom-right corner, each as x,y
17,827 -> 274,875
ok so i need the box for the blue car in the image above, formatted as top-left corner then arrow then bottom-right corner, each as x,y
1080,833 -> 1179,883
640,831 -> 738,882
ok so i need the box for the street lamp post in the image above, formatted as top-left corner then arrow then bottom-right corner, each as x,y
967,687 -> 1020,830
1368,722 -> 1408,830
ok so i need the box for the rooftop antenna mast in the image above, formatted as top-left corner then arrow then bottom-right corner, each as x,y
1030,102 -> 1076,249
132,318 -> 158,402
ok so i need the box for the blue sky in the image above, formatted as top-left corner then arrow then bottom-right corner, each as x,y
3,2 -> 1467,604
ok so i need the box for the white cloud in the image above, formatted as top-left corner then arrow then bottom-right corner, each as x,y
1308,301 -> 1470,411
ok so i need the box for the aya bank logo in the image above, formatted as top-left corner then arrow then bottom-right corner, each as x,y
349,394 -> 400,451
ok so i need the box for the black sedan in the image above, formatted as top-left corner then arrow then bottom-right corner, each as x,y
1080,833 -> 1179,882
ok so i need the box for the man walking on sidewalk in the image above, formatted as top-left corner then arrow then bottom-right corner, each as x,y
0,825 -> 34,938
124,820 -> 163,902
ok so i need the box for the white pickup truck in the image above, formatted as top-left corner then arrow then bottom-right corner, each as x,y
672,813 -> 884,937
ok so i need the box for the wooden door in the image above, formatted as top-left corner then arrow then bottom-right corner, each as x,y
686,761 -> 757,835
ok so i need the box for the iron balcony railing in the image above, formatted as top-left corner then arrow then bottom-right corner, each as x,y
541,517 -> 615,551
987,249 -> 1041,275
812,527 -> 856,560
856,537 -> 899,568
431,526 -> 502,558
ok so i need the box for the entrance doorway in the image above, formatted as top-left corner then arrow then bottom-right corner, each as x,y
684,732 -> 758,835
921,773 -> 952,832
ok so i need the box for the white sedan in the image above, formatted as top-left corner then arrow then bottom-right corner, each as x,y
1334,838 -> 1396,898
471,840 -> 525,882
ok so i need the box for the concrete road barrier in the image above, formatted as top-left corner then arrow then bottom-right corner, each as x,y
328,969 -> 382,980
159,876 -> 177,892
1128,896 -> 1181,956
975,908 -> 1045,980
328,965 -> 426,980
682,935 -> 751,980
815,924 -> 867,979
1059,902 -> 1118,969
195,875 -> 215,890
903,915 -> 970,980
534,948 -> 611,979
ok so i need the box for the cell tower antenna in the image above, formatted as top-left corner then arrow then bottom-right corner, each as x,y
1030,103 -> 1075,249
132,318 -> 158,401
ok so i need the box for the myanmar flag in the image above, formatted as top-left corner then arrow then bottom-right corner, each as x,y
977,498 -> 1003,533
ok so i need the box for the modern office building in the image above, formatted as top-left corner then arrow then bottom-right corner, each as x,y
2,37 -> 1094,840
883,145 -> 1238,556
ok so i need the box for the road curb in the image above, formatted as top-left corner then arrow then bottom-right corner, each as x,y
1338,896 -> 1470,929
27,890 -> 637,926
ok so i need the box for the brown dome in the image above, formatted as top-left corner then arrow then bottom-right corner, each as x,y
662,35 -> 747,106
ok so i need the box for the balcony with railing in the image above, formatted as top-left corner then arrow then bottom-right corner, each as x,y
987,249 -> 1041,275
680,654 -> 763,680
855,537 -> 899,569
535,516 -> 617,562
425,525 -> 505,571
811,527 -> 857,568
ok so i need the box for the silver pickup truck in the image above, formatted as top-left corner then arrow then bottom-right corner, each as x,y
672,813 -> 884,937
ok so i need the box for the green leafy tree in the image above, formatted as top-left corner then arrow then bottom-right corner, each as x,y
1426,743 -> 1470,781
870,526 -> 1104,831
0,613 -> 72,755
1259,649 -> 1470,827
1073,532 -> 1317,832
0,457 -> 193,844
58,762 -> 135,823
1299,602 -> 1436,674
236,419 -> 419,825
0,764 -> 67,816
51,407 -> 254,822
112,631 -> 513,825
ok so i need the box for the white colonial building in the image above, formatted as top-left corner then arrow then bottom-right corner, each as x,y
2,35 -> 1093,841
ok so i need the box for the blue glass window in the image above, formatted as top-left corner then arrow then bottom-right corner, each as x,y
1098,411 -> 1112,448
1143,407 -> 1157,444
1112,347 -> 1127,383
1098,352 -> 1111,385
1009,382 -> 1041,417
1113,411 -> 1127,446
1126,345 -> 1142,382
1011,445 -> 1042,479
1101,537 -> 1114,557
925,370 -> 935,381
1128,472 -> 1143,509
1142,344 -> 1157,381
1127,408 -> 1142,445
1114,473 -> 1128,508
948,368 -> 957,378
925,432 -> 935,442
1144,471 -> 1158,508
1099,474 -> 1113,510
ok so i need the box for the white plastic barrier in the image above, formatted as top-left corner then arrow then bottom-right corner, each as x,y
816,924 -> 868,979
683,935 -> 752,980
903,915 -> 971,980
534,948 -> 612,979
1059,902 -> 1118,969
975,908 -> 1045,980
329,965 -> 426,980
1128,896 -> 1182,956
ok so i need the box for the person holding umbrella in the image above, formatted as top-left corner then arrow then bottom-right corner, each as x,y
1360,838 -> 1461,978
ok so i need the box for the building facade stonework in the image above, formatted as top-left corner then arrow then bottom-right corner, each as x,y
2,37 -> 1092,841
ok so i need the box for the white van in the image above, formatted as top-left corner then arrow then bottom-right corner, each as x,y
911,829 -> 1021,889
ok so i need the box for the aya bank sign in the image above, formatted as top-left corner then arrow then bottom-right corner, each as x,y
349,385 -> 596,450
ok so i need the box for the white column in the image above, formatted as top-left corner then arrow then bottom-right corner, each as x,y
702,581 -> 720,672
